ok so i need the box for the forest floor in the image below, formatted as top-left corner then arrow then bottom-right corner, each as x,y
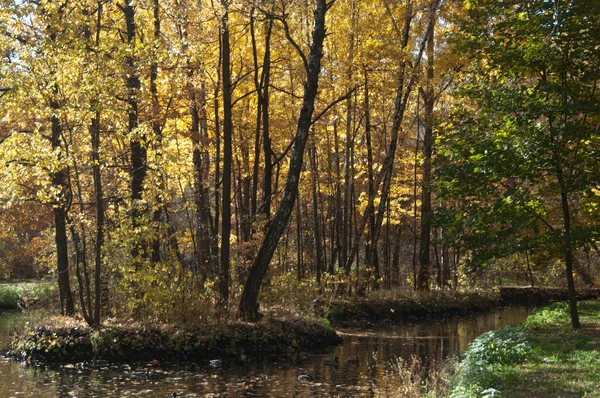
449,300 -> 600,397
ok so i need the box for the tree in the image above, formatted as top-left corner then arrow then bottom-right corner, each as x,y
416,0 -> 437,291
345,0 -> 439,279
219,0 -> 233,305
438,0 -> 600,329
238,0 -> 334,322
120,0 -> 147,261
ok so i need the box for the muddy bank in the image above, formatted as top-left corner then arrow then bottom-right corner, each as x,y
323,292 -> 500,327
7,317 -> 341,363
499,286 -> 600,305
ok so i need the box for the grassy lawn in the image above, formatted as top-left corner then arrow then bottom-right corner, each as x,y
451,300 -> 600,397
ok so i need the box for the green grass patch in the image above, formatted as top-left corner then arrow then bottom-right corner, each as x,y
450,300 -> 600,397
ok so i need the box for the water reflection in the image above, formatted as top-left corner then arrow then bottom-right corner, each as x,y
0,306 -> 532,397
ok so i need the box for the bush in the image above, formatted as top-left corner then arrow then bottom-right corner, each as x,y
0,284 -> 21,309
0,281 -> 57,311
523,302 -> 570,330
451,326 -> 532,397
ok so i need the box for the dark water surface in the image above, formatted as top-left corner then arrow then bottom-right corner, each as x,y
0,306 -> 533,397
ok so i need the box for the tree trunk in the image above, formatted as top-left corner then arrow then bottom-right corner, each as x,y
262,24 -> 273,220
343,0 -> 356,278
525,250 -> 534,288
296,193 -> 303,281
150,0 -> 162,264
90,109 -> 103,325
250,7 -> 262,222
412,92 -> 421,290
238,0 -> 332,321
333,120 -> 343,273
122,1 -> 146,261
213,82 -> 221,279
219,0 -> 232,305
552,46 -> 579,330
240,147 -> 252,242
558,170 -> 580,329
310,145 -> 323,284
364,68 -> 377,286
50,99 -> 74,316
417,6 -> 436,291
191,84 -> 213,280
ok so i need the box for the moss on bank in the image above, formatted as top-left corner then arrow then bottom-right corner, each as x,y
7,317 -> 341,363
450,300 -> 600,397
324,291 -> 499,326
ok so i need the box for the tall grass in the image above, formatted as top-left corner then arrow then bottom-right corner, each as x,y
377,355 -> 451,398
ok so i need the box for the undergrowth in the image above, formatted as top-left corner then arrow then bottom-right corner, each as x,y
450,300 -> 600,397
450,327 -> 532,397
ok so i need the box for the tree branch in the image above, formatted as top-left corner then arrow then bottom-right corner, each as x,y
311,85 -> 360,125
275,14 -> 309,73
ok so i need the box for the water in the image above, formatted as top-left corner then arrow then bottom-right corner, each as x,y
0,306 -> 533,397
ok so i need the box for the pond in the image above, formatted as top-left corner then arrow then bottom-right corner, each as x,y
0,306 -> 533,397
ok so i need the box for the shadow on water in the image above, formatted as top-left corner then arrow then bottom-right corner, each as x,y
0,306 -> 533,397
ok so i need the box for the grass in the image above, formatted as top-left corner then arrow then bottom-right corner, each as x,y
0,281 -> 57,310
450,300 -> 600,397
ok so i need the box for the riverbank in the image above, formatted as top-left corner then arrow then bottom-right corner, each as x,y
324,287 -> 600,327
499,286 -> 600,305
324,291 -> 500,326
7,317 -> 341,364
450,299 -> 600,397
